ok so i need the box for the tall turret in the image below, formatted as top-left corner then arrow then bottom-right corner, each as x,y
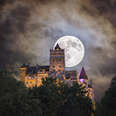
50,44 -> 65,72
79,67 -> 88,84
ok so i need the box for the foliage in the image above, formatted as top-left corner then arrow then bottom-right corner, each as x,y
0,70 -> 93,116
0,70 -> 42,116
58,83 -> 93,116
97,76 -> 116,116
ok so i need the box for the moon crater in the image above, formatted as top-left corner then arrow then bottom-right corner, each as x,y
54,36 -> 85,67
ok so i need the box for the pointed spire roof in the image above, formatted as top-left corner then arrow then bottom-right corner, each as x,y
79,67 -> 88,79
55,43 -> 61,50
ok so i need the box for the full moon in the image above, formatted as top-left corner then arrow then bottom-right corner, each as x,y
54,36 -> 85,67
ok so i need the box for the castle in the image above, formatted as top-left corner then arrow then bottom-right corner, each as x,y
19,44 -> 94,99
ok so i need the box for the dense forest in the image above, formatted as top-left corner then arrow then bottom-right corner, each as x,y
96,75 -> 116,116
0,70 -> 116,116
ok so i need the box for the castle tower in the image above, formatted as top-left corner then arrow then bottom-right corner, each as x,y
79,67 -> 88,84
50,44 -> 65,72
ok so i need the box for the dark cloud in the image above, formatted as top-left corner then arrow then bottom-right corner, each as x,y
0,0 -> 7,7
0,1 -> 32,67
99,59 -> 116,76
90,0 -> 116,12
89,0 -> 116,26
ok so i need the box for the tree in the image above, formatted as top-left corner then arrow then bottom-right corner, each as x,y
58,83 -> 93,116
34,78 -> 62,116
0,70 -> 42,116
101,76 -> 116,116
36,78 -> 93,116
0,69 -> 25,96
0,70 -> 93,116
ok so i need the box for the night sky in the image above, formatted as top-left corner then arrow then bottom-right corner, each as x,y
0,0 -> 116,101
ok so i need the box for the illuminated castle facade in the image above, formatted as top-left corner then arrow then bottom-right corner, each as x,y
19,44 -> 94,100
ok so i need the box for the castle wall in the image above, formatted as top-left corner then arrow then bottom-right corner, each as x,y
25,76 -> 36,88
20,67 -> 27,82
24,70 -> 49,88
